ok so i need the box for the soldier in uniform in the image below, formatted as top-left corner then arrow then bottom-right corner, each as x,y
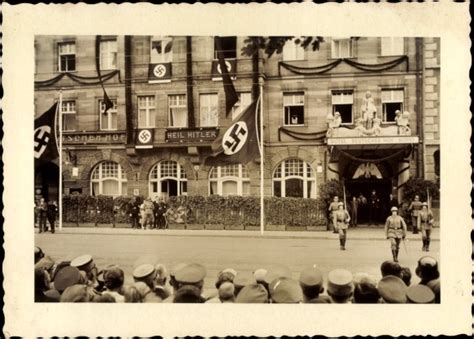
408,195 -> 422,234
328,196 -> 340,233
368,190 -> 380,224
38,198 -> 48,233
129,197 -> 141,229
47,200 -> 58,234
417,202 -> 435,251
132,263 -> 171,303
141,197 -> 155,230
349,196 -> 358,227
384,206 -> 407,262
70,254 -> 99,288
334,202 -> 351,250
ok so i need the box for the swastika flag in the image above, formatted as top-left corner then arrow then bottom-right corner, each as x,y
205,100 -> 260,166
34,102 -> 59,167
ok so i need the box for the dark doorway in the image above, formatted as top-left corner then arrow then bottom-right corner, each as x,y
161,179 -> 178,197
34,162 -> 60,202
345,178 -> 392,225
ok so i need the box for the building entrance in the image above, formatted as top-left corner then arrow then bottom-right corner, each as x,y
345,178 -> 392,225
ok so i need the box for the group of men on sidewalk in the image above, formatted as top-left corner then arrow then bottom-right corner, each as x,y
129,196 -> 169,230
35,198 -> 58,234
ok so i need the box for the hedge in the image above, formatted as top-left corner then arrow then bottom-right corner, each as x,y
62,194 -> 327,227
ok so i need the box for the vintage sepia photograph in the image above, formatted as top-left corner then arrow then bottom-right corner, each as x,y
33,34 -> 441,305
4,3 -> 471,337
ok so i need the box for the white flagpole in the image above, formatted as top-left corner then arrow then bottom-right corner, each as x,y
259,81 -> 264,235
58,89 -> 63,231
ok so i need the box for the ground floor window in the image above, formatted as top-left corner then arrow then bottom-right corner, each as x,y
91,161 -> 127,196
149,160 -> 187,198
272,159 -> 316,198
209,164 -> 250,196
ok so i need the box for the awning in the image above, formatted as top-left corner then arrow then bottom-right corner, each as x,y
327,136 -> 419,151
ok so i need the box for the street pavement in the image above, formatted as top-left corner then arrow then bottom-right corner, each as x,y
35,227 -> 440,297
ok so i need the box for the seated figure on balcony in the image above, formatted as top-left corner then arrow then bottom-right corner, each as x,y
326,112 -> 342,137
396,111 -> 411,135
361,91 -> 377,130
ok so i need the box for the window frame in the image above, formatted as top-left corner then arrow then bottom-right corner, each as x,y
149,160 -> 188,199
199,93 -> 219,127
209,164 -> 250,196
231,92 -> 252,120
58,41 -> 76,72
213,36 -> 237,60
61,100 -> 77,132
168,94 -> 188,128
272,159 -> 316,199
150,36 -> 173,64
380,37 -> 404,56
137,95 -> 156,128
331,90 -> 354,125
381,88 -> 405,123
99,99 -> 118,131
282,41 -> 305,61
90,161 -> 128,197
331,38 -> 353,59
99,39 -> 118,70
283,92 -> 305,127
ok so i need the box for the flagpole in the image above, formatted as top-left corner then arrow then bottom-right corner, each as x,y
259,80 -> 264,236
58,89 -> 63,231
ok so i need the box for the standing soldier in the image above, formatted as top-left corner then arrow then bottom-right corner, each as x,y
357,193 -> 367,223
384,206 -> 407,262
328,196 -> 340,234
38,198 -> 48,233
408,195 -> 422,234
129,197 -> 140,229
46,200 -> 58,234
350,196 -> 358,228
417,202 -> 434,252
368,190 -> 380,224
334,202 -> 351,250
142,197 -> 155,230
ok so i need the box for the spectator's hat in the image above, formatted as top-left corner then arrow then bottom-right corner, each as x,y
391,206 -> 398,212
378,275 -> 407,303
221,268 -> 238,278
327,269 -> 354,297
174,263 -> 206,284
35,256 -> 55,271
233,271 -> 257,289
218,282 -> 235,302
53,266 -> 84,293
35,246 -> 45,263
133,264 -> 156,280
299,265 -> 324,288
269,277 -> 303,303
406,284 -> 435,303
70,254 -> 95,272
415,256 -> 439,280
253,268 -> 268,283
169,262 -> 187,278
60,284 -> 93,302
236,283 -> 269,303
426,278 -> 440,302
264,265 -> 292,285
104,267 -> 125,289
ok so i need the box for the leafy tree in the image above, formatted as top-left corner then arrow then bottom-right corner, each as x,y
241,36 -> 325,58
401,177 -> 439,205
318,179 -> 344,208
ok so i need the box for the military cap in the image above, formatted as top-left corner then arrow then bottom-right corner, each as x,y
327,269 -> 354,297
236,283 -> 269,303
104,267 -> 125,289
264,265 -> 292,285
426,278 -> 440,302
169,262 -> 187,278
133,264 -> 156,280
253,268 -> 268,283
70,254 -> 95,272
378,275 -> 407,303
233,272 -> 257,289
406,284 -> 435,303
415,256 -> 439,280
221,268 -> 238,278
35,256 -> 55,271
60,284 -> 93,303
269,277 -> 303,303
391,206 -> 398,212
218,282 -> 236,302
174,263 -> 206,284
299,265 -> 324,288
53,266 -> 84,293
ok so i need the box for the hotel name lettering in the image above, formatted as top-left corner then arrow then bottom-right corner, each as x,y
166,128 -> 219,143
63,132 -> 126,144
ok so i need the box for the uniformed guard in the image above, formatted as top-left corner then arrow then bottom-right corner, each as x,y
328,196 -> 340,233
142,197 -> 155,230
129,197 -> 141,229
408,195 -> 422,234
333,202 -> 351,250
417,202 -> 435,251
384,207 -> 407,262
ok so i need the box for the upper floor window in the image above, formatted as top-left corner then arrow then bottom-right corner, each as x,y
151,36 -> 173,63
381,89 -> 404,122
58,42 -> 76,72
61,100 -> 77,131
283,93 -> 305,126
283,41 -> 305,61
200,94 -> 218,127
214,36 -> 237,59
138,95 -> 156,128
232,92 -> 252,120
99,99 -> 117,131
100,40 -> 117,70
332,90 -> 354,124
168,94 -> 187,128
381,37 -> 404,56
331,38 -> 352,58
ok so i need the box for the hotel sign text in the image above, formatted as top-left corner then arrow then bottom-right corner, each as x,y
63,132 -> 126,145
166,127 -> 219,143
327,136 -> 419,146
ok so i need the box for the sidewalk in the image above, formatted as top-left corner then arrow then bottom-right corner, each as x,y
38,226 -> 440,241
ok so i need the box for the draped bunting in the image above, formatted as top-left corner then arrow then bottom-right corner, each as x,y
278,126 -> 327,141
335,146 -> 412,164
34,70 -> 120,87
279,55 -> 408,76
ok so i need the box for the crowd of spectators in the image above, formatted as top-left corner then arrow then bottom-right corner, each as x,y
35,246 -> 440,304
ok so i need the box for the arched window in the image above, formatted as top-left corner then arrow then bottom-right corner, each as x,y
149,160 -> 187,199
272,159 -> 316,198
91,161 -> 127,196
209,164 -> 250,196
